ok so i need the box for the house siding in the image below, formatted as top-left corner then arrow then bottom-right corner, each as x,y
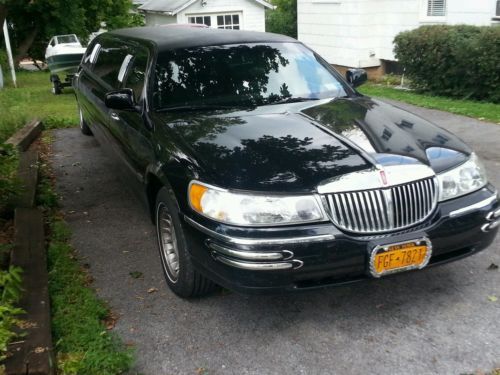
143,0 -> 266,31
144,13 -> 177,25
298,0 -> 498,68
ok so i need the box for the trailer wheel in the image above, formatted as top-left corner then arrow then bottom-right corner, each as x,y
52,80 -> 62,95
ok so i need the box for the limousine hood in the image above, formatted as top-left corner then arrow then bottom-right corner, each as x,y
160,97 -> 471,192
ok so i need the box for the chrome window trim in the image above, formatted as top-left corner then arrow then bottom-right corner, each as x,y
448,192 -> 498,218
184,216 -> 335,245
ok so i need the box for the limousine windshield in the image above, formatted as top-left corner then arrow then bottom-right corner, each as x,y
153,42 -> 348,110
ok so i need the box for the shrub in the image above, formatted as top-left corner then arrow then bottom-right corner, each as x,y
394,25 -> 500,103
266,0 -> 297,38
0,144 -> 20,215
0,266 -> 24,361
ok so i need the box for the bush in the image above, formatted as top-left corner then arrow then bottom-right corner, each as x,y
394,25 -> 500,103
266,0 -> 297,38
0,144 -> 20,215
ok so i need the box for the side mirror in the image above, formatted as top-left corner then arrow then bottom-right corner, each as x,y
346,69 -> 368,88
104,88 -> 137,111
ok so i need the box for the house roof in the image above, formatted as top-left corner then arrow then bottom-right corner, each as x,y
138,0 -> 274,16
109,26 -> 296,51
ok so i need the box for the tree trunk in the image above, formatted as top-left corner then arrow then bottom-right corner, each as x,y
0,5 -> 7,35
14,24 -> 39,66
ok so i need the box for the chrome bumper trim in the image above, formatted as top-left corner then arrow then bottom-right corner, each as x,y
214,255 -> 304,271
482,219 -> 500,233
184,216 -> 335,245
486,207 -> 500,221
208,242 -> 292,261
449,193 -> 498,218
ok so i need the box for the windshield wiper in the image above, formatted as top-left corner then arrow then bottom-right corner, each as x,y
156,104 -> 252,112
267,97 -> 321,105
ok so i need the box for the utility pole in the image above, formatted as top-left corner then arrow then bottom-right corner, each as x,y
3,20 -> 17,88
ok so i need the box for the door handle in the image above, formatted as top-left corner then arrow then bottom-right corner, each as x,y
110,112 -> 120,121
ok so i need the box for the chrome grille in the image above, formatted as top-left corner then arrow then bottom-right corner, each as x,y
324,177 -> 437,233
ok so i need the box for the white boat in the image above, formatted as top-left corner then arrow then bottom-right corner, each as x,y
45,34 -> 86,94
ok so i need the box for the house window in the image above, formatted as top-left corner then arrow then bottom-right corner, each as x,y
216,14 -> 240,29
188,16 -> 211,26
496,0 -> 500,16
427,0 -> 446,17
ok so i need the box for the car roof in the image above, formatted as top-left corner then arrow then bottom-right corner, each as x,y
108,26 -> 298,51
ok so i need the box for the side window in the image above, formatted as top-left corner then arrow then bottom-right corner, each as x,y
82,42 -> 100,67
93,40 -> 129,88
50,38 -> 56,47
124,47 -> 149,102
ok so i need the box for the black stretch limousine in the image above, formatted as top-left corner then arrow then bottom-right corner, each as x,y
73,26 -> 499,297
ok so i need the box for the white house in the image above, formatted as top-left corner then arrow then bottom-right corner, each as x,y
297,0 -> 500,76
138,0 -> 275,32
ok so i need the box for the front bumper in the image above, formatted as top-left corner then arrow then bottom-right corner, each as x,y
182,185 -> 499,294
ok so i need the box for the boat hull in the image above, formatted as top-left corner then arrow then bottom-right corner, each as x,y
46,53 -> 84,76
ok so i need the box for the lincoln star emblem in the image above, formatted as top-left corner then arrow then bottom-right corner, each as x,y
379,170 -> 388,186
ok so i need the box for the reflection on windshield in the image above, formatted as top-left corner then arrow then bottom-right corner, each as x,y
153,43 -> 347,109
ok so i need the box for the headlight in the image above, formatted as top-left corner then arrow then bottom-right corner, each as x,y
437,153 -> 487,201
188,181 -> 326,226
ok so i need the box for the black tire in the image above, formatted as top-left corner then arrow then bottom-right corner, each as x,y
155,186 -> 217,298
79,108 -> 93,136
52,79 -> 62,95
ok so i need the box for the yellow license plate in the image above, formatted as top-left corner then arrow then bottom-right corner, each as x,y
371,238 -> 431,277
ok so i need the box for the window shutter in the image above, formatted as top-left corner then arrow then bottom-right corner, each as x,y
427,0 -> 446,16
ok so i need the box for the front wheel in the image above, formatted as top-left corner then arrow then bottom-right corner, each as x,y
79,108 -> 92,136
155,187 -> 217,298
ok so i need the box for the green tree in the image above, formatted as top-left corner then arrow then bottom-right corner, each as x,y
265,0 -> 297,38
1,0 -> 143,64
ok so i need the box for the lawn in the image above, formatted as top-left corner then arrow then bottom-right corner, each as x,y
359,83 -> 500,124
0,70 -> 78,143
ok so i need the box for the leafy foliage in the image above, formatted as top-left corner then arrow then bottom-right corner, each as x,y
265,0 -> 297,38
2,0 -> 143,62
394,25 -> 500,103
0,143 -> 19,215
0,265 -> 24,361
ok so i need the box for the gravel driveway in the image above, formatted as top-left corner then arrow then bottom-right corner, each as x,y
51,100 -> 500,375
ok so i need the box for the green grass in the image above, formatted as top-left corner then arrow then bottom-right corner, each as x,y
0,70 -> 78,142
359,83 -> 500,124
0,70 -> 77,214
37,135 -> 133,375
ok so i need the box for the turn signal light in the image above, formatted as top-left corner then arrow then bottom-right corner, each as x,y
189,183 -> 208,213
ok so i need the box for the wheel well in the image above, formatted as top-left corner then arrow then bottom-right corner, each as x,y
146,174 -> 164,223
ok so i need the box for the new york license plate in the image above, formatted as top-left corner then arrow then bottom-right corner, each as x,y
370,238 -> 432,277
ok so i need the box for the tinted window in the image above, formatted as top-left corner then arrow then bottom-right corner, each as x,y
124,47 -> 149,101
93,39 -> 129,88
153,42 -> 347,109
